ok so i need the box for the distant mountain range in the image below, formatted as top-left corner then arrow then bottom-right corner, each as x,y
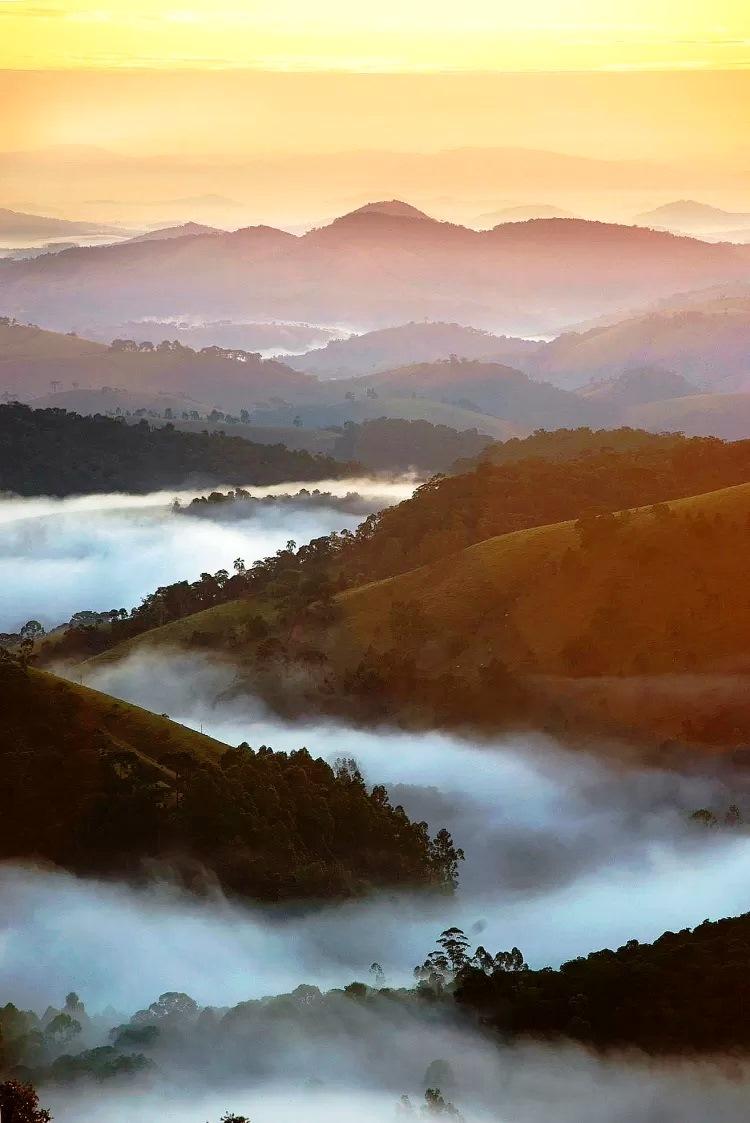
636,200 -> 750,232
529,293 -> 750,389
124,221 -> 222,243
0,206 -> 123,241
1,200 -> 749,337
474,204 -> 576,226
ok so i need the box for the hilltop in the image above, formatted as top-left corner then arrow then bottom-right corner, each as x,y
1,206 -> 748,336
0,318 -> 321,410
530,295 -> 750,389
339,358 -> 610,429
0,655 -> 460,900
285,322 -> 540,378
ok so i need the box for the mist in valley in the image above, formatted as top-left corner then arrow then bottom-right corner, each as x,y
0,477 -> 412,632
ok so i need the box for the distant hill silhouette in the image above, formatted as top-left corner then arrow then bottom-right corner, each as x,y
2,205 -> 748,336
342,358 -> 611,429
286,322 -> 540,378
124,222 -> 223,243
636,199 -> 750,231
579,367 -> 699,407
475,204 -> 575,226
0,319 -> 321,410
530,295 -> 750,389
0,206 -> 122,240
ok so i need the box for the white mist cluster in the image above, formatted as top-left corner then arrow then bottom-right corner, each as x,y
0,476 -> 412,632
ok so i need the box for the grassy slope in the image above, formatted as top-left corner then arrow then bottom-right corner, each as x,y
333,481 -> 750,675
29,665 -> 228,768
89,479 -> 750,678
0,322 -> 104,359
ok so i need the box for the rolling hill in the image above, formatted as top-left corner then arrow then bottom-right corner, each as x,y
0,206 -> 122,241
0,655 -> 457,900
625,392 -> 750,441
340,358 -> 611,429
578,367 -> 699,407
635,200 -> 750,232
1,205 -> 748,336
285,322 -> 541,378
248,392 -> 519,438
0,319 -> 322,409
75,429 -> 750,745
530,295 -> 750,389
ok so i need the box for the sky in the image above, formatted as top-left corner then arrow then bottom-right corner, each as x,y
0,1 -> 748,220
1,0 -> 750,71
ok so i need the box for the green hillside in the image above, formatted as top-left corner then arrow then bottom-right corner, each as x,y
0,655 -> 460,900
84,479 -> 750,746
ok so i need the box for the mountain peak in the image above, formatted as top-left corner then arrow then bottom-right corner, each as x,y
339,200 -> 435,222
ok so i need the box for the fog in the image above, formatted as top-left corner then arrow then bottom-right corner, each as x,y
3,645 -> 748,1017
8,482 -> 750,1118
0,476 -> 413,632
44,1049 -> 750,1123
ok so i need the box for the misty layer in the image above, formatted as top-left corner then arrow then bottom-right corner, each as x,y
3,648 -> 743,1015
0,478 -> 409,632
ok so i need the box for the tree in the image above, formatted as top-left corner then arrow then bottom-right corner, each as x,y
19,619 -> 44,646
45,1012 -> 81,1047
369,962 -> 386,988
0,1081 -> 52,1123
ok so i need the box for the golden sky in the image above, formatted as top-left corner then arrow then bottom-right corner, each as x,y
1,0 -> 750,71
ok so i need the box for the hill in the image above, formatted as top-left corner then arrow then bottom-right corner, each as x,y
81,473 -> 750,746
249,392 -> 518,439
626,392 -> 750,441
0,655 -> 459,901
341,359 -> 610,429
452,425 -> 685,472
74,429 -> 750,744
474,204 -> 575,226
327,418 -> 494,472
636,200 -> 750,232
530,295 -> 750,389
0,319 -> 322,411
0,207 -> 121,241
124,222 -> 222,243
285,323 -> 541,379
455,910 -> 750,1052
0,403 -> 354,496
578,367 -> 699,407
1,208 -> 748,337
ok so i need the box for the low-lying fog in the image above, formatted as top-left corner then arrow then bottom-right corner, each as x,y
46,1044 -> 750,1123
5,647 -> 750,1017
0,476 -> 412,632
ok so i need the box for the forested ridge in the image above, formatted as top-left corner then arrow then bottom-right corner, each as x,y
45,428 -> 750,664
6,911 -> 750,1098
0,403 -> 356,495
0,655 -> 461,901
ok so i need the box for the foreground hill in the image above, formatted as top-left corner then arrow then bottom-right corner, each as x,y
0,403 -> 354,496
72,429 -> 750,745
456,910 -> 750,1053
0,655 -> 459,900
532,295 -> 750,389
1,206 -> 748,336
0,320 -> 321,411
285,322 -> 540,378
81,475 -> 750,747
